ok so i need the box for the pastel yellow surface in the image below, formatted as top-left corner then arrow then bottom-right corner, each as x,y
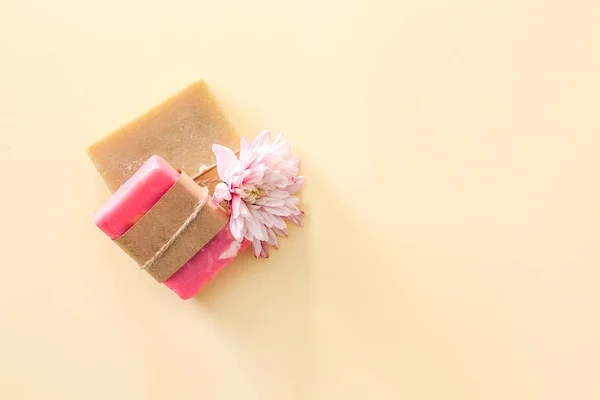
1,0 -> 599,399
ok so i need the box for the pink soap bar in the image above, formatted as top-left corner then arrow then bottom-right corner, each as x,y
94,155 -> 180,240
165,226 -> 250,299
94,155 -> 248,299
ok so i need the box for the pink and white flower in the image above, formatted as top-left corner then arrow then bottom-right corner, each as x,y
212,130 -> 304,257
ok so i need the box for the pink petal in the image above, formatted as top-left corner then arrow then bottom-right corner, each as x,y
273,227 -> 288,237
257,211 -> 285,230
268,190 -> 290,199
246,211 -> 268,241
240,137 -> 254,167
212,144 -> 238,180
243,165 -> 266,185
275,176 -> 289,189
254,211 -> 271,227
260,241 -> 270,257
284,195 -> 300,207
267,213 -> 287,230
284,212 -> 304,226
255,196 -> 285,207
266,227 -> 279,247
286,176 -> 304,194
252,238 -> 263,257
264,206 -> 291,217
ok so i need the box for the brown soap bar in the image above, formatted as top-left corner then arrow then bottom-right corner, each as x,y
114,171 -> 228,282
88,80 -> 238,193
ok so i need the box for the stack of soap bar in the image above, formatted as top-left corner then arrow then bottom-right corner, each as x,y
94,155 -> 249,299
87,80 -> 239,193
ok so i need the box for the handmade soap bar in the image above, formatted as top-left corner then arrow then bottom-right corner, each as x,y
166,226 -> 249,299
94,155 -> 248,298
94,155 -> 180,240
88,80 -> 238,193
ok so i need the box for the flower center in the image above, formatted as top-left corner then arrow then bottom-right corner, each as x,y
245,188 -> 267,203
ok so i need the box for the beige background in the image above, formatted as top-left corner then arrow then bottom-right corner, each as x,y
1,0 -> 599,399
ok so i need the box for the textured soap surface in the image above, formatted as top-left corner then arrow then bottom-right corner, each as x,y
94,155 -> 247,298
87,80 -> 238,193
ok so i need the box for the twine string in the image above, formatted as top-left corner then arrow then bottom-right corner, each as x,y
140,195 -> 208,271
140,151 -> 238,271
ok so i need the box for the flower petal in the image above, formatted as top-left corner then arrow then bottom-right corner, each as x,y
219,240 -> 242,260
229,216 -> 246,242
284,212 -> 304,226
286,176 -> 304,194
217,131 -> 303,255
268,190 -> 290,199
266,227 -> 279,247
254,196 -> 285,207
260,241 -> 270,257
240,137 -> 254,167
253,130 -> 271,149
252,238 -> 263,257
264,206 -> 291,217
284,195 -> 300,207
231,196 -> 241,219
243,164 -> 266,185
275,176 -> 289,188
212,144 -> 238,180
245,210 -> 268,241
238,199 -> 251,217
270,215 -> 287,230
212,182 -> 232,204
272,132 -> 283,146
273,227 -> 288,237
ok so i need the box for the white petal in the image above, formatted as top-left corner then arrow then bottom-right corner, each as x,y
229,216 -> 246,242
231,196 -> 241,219
238,200 -> 251,217
212,182 -> 232,203
271,140 -> 290,156
212,144 -> 238,180
272,132 -> 283,146
253,130 -> 271,149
